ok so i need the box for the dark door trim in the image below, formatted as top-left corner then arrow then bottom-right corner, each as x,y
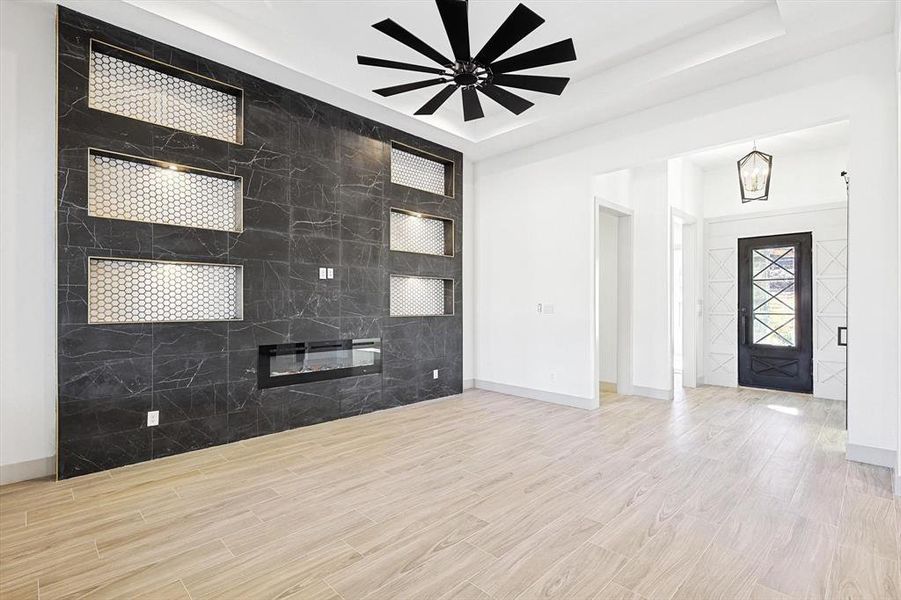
737,232 -> 813,393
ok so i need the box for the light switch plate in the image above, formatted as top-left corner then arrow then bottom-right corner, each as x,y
543,304 -> 555,315
327,268 -> 334,279
147,411 -> 159,427
319,267 -> 327,280
433,369 -> 439,379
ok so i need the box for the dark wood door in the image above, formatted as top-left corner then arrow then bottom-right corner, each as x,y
738,232 -> 813,393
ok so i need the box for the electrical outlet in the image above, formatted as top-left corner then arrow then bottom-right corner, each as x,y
537,303 -> 543,314
433,369 -> 439,379
543,304 -> 555,315
147,410 -> 159,427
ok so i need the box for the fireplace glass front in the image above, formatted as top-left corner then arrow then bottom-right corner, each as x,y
258,338 -> 381,389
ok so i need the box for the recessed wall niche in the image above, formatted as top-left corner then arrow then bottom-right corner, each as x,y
390,275 -> 454,317
88,257 -> 243,324
390,208 -> 454,257
390,142 -> 455,197
88,39 -> 243,143
88,149 -> 243,232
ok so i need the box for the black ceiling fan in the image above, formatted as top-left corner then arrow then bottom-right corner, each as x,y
357,0 -> 576,121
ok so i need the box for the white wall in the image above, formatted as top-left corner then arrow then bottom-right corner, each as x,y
475,35 -> 898,464
629,163 -> 673,398
597,212 -> 618,384
0,0 -> 58,481
462,159 -> 475,386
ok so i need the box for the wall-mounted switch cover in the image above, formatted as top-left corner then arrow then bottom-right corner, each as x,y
319,267 -> 327,280
327,268 -> 334,279
537,303 -> 543,314
433,369 -> 439,379
147,411 -> 159,427
543,304 -> 555,315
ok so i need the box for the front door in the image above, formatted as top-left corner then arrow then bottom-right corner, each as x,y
738,232 -> 813,392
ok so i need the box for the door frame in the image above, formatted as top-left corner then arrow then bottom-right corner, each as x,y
671,208 -> 699,388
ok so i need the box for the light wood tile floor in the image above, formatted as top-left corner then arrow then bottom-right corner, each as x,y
1,386 -> 898,600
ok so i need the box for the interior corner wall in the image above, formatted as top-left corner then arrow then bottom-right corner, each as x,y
597,212 -> 618,384
475,34 -> 897,464
463,158 -> 475,386
0,0 -> 57,482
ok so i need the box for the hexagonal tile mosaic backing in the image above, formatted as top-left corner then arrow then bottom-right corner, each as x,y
88,152 -> 241,231
390,275 -> 448,317
88,258 -> 242,323
89,50 -> 239,143
390,210 -> 447,256
390,147 -> 446,196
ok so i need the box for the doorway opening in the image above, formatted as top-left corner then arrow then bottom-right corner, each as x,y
673,219 -> 683,390
595,196 -> 633,402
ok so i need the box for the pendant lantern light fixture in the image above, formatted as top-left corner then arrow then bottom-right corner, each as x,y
737,142 -> 773,203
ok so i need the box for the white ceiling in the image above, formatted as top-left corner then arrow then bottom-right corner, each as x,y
84,0 -> 895,159
683,120 -> 850,171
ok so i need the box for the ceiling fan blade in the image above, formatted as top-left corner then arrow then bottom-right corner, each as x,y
436,0 -> 470,62
478,85 -> 533,115
373,78 -> 448,97
473,3 -> 545,66
461,87 -> 484,121
373,19 -> 453,67
357,56 -> 447,75
492,73 -> 570,95
415,84 -> 458,115
489,39 -> 576,74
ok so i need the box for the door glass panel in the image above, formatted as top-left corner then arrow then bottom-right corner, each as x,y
751,246 -> 796,346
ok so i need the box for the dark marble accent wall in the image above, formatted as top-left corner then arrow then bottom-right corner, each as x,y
57,7 -> 463,479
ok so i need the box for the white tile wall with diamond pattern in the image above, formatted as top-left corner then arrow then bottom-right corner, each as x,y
704,206 -> 847,399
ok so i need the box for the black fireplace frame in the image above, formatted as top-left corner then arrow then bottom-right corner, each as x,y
257,338 -> 382,389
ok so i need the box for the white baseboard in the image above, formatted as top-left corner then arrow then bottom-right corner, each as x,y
630,385 -> 674,401
462,378 -> 475,390
474,380 -> 597,410
0,456 -> 55,485
846,443 -> 896,468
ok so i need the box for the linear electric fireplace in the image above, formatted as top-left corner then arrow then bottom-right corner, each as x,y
258,338 -> 382,389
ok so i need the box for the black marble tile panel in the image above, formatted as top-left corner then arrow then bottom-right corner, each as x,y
152,414 -> 228,458
59,324 -> 152,362
56,7 -> 462,477
153,383 -> 228,424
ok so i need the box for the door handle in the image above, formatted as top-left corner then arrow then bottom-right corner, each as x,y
740,309 -> 747,345
837,326 -> 847,346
